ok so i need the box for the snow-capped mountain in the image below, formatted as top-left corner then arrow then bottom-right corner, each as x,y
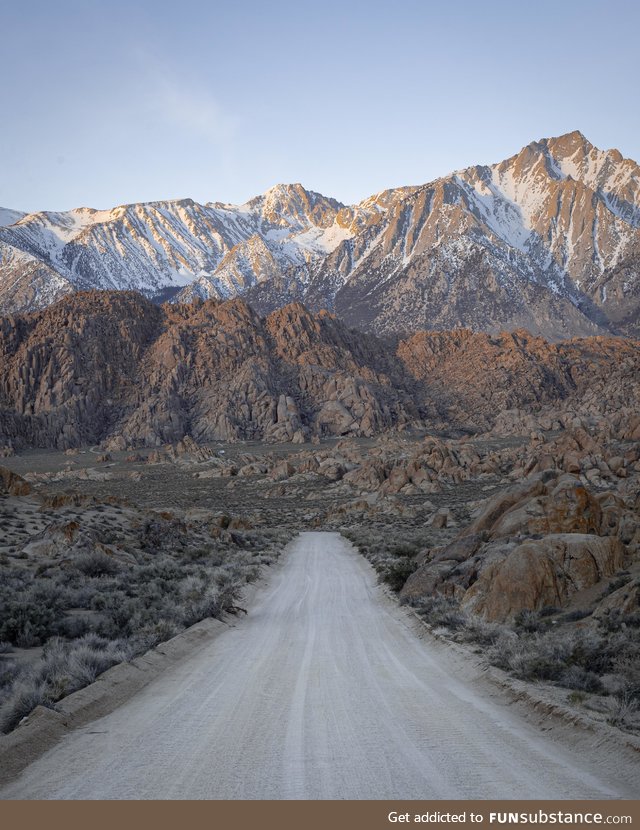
292,131 -> 640,338
1,132 -> 638,338
175,185 -> 417,304
0,185 -> 358,312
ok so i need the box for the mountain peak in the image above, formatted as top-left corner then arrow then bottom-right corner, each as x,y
553,129 -> 589,144
544,129 -> 593,158
264,182 -> 308,198
262,182 -> 344,210
239,182 -> 345,231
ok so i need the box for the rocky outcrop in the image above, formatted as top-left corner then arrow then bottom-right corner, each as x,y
398,328 -> 640,433
0,293 -> 420,449
400,471 -> 639,622
0,292 -> 638,450
461,534 -> 627,620
0,465 -> 30,496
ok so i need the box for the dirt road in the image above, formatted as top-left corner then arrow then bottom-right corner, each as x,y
1,532 -> 637,799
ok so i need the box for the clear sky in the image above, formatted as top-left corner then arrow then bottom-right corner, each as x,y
2,0 -> 639,212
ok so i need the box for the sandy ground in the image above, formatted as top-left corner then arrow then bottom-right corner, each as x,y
1,532 -> 638,800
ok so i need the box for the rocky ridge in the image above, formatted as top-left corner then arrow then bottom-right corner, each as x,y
0,292 -> 419,450
0,292 -> 638,451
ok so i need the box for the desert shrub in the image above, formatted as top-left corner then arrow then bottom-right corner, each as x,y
459,616 -> 504,646
135,557 -> 183,584
379,557 -> 418,592
514,609 -> 547,634
0,522 -> 279,733
0,635 -> 133,733
0,578 -> 68,648
613,653 -> 640,702
96,595 -> 144,638
607,693 -> 639,729
487,632 -> 524,672
65,640 -> 129,685
179,575 -> 208,603
560,665 -> 603,694
181,589 -> 224,627
436,608 -> 467,630
598,609 -> 629,633
0,583 -> 67,647
487,627 -> 614,687
568,631 -> 610,675
74,548 -> 122,577
388,543 -> 419,557
0,660 -> 18,690
54,615 -> 91,639
487,631 -> 573,681
90,586 -> 120,613
186,546 -> 221,563
598,608 -> 640,638
0,678 -> 51,734
133,619 -> 180,651
408,595 -> 467,630
561,608 -> 592,622
65,578 -> 98,608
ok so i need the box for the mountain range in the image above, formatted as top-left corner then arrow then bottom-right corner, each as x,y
1,131 -> 638,339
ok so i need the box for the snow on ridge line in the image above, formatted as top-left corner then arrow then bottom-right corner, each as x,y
0,183 -> 383,299
0,208 -> 27,228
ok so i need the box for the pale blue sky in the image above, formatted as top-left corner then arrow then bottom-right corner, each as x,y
2,0 -> 638,212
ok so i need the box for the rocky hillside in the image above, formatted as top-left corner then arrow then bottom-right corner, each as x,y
0,291 -> 638,450
0,292 -> 420,449
1,132 -> 638,339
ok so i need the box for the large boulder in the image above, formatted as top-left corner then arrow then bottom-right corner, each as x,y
489,476 -> 602,539
462,473 -> 551,537
400,471 -> 637,621
0,464 -> 31,496
316,400 -> 358,436
460,534 -> 627,621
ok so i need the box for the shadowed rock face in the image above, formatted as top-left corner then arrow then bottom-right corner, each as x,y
0,464 -> 30,496
0,291 -> 638,451
0,292 -> 421,449
397,327 -> 640,432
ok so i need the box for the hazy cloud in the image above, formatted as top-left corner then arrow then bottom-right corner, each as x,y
133,51 -> 238,144
149,77 -> 237,143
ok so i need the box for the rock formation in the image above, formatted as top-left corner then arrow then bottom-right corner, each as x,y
0,291 -> 638,450
400,471 -> 639,622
